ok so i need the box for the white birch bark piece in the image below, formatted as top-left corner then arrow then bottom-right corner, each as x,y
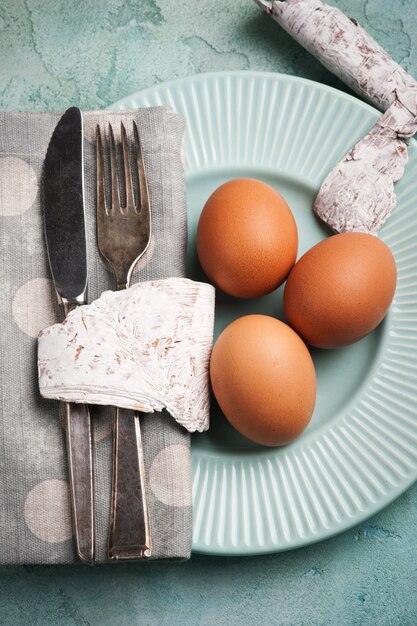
315,97 -> 417,233
255,0 -> 417,233
38,278 -> 215,433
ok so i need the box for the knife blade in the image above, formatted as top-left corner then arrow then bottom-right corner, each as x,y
42,106 -> 95,564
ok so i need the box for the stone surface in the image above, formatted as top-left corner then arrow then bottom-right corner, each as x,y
1,0 -> 416,624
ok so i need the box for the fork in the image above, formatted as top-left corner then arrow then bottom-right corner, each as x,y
96,121 -> 152,560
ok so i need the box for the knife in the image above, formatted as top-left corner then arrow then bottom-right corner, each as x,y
42,107 -> 95,564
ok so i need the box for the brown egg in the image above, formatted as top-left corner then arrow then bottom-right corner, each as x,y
197,178 -> 298,298
284,232 -> 397,349
210,315 -> 316,446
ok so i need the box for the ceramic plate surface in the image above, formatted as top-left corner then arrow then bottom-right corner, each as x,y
112,71 -> 417,555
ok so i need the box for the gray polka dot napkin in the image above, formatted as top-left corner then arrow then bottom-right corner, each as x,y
0,107 -> 192,563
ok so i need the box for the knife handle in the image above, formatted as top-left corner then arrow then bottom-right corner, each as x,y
65,402 -> 95,564
108,408 -> 152,560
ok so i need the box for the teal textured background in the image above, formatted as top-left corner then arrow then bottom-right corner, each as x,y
1,1 -> 416,624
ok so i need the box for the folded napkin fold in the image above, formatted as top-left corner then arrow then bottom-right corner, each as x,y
38,278 -> 215,433
0,106 -> 192,563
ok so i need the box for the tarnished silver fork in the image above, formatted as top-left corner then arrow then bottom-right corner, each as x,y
96,121 -> 152,560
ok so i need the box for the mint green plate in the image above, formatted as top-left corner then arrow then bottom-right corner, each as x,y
112,71 -> 417,555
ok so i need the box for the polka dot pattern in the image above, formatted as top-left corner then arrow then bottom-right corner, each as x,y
149,444 -> 192,507
12,278 -> 58,338
1,108 -> 191,561
24,479 -> 72,543
0,156 -> 38,216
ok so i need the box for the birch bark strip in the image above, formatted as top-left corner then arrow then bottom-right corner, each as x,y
38,278 -> 215,433
255,0 -> 417,233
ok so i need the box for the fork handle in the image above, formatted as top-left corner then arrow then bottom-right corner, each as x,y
108,408 -> 152,560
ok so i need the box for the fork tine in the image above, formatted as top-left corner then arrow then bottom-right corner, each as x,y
133,121 -> 150,214
121,122 -> 135,211
96,125 -> 108,215
108,123 -> 121,212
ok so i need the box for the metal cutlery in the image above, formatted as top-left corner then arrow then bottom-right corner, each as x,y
42,107 -> 95,564
96,121 -> 152,560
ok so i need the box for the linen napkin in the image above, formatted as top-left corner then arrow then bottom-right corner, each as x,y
0,106 -> 191,563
